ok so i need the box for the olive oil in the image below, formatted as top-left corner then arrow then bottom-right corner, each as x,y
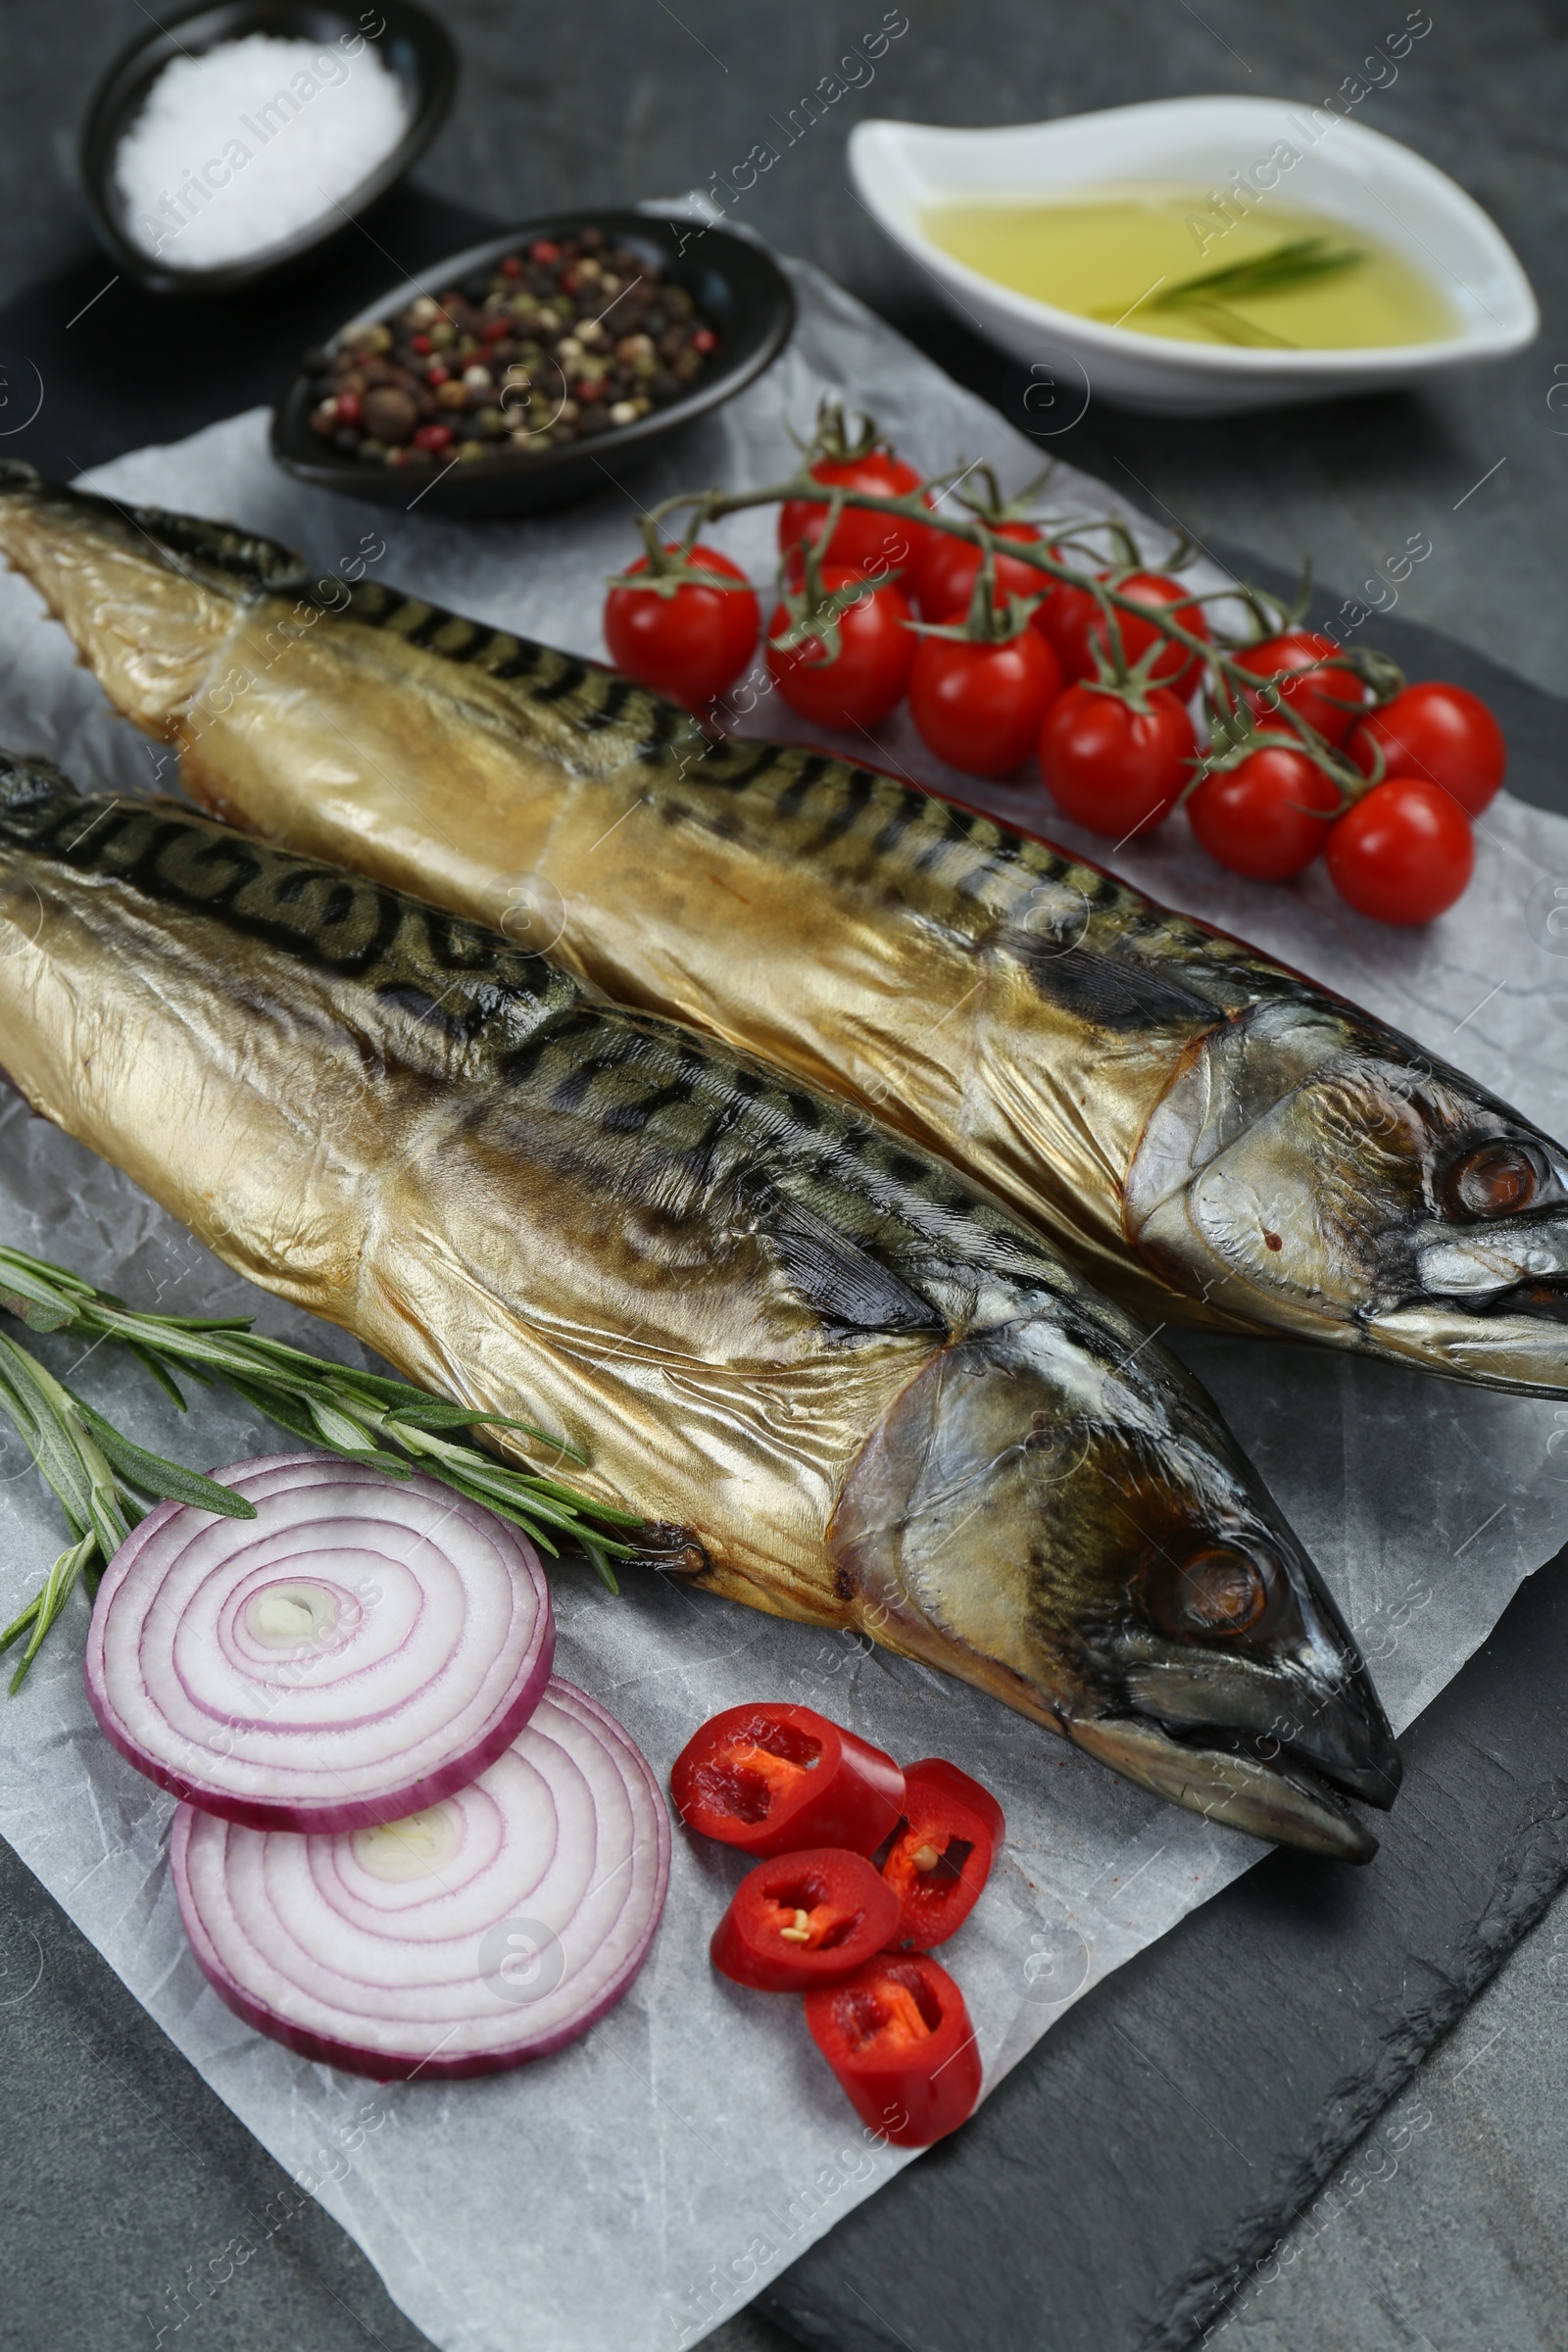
923,185 -> 1456,350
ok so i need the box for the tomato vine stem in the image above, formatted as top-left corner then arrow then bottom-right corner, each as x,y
646,469 -> 1398,808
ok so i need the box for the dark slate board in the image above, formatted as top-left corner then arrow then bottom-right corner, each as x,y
0,1826 -> 434,2352
2,207 -> 1567,2352
763,1551 -> 1568,2352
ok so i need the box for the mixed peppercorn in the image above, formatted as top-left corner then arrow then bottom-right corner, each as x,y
304,228 -> 721,468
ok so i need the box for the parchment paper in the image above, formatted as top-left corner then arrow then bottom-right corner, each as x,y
0,260 -> 1564,2352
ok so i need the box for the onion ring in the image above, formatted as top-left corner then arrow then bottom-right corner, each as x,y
86,1453 -> 554,1832
172,1677 -> 670,2077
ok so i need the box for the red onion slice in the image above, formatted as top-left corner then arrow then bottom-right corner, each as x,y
86,1453 -> 554,1832
172,1677 -> 670,2078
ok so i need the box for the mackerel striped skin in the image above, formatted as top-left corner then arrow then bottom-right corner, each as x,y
0,479 -> 1291,1305
0,756 -> 1397,1854
6,469 -> 1564,1394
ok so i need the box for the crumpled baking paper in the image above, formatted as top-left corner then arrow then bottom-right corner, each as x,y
0,258 -> 1564,2352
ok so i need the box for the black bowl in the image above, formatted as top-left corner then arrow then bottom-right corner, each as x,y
270,211 -> 797,518
79,0 -> 458,298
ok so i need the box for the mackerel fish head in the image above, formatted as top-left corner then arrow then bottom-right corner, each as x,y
0,461 -> 302,732
830,1278 -> 1399,1862
1126,996 -> 1568,1394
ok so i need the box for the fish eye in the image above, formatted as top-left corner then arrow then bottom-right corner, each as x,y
1438,1139 -> 1542,1221
1147,1546 -> 1271,1641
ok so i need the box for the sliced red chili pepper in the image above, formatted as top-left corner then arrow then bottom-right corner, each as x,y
710,1848 -> 901,1992
805,1953 -> 982,2147
874,1759 -> 1003,1950
901,1757 -> 1005,1846
671,1703 -> 905,1859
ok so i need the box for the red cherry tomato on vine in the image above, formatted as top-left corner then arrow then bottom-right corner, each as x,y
1040,569 -> 1209,691
1347,681 -> 1505,817
1186,747 -> 1343,881
908,624 -> 1063,776
1039,684 -> 1196,839
915,520 -> 1047,620
1036,556 -> 1099,679
766,566 -> 916,733
1232,630 -> 1370,747
778,451 -> 934,584
603,544 -> 760,708
1325,777 -> 1475,925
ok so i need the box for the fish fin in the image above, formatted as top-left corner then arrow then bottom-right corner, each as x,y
1004,934 -> 1227,1030
762,1196 -> 947,1336
111,499 -> 310,593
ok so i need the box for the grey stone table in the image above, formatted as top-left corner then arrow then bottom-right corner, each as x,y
2,6 -> 1567,2351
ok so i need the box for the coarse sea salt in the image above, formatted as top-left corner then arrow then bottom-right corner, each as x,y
114,32 -> 410,270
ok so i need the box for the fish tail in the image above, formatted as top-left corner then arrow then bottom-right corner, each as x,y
0,751 -> 74,815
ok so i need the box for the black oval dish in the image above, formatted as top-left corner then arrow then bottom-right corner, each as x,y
79,0 -> 457,298
270,212 -> 797,518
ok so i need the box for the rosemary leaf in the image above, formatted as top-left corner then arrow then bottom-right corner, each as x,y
3,1531 -> 99,1690
125,1339 -> 190,1410
381,1397 -> 570,1445
1151,236 -> 1367,314
0,1276 -> 74,1333
68,1392 -> 256,1520
0,1333 -> 117,1542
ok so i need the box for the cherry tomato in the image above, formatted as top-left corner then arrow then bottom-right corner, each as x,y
1037,567 -> 1096,675
1039,684 -> 1196,839
908,625 -> 1063,776
805,1952 -> 982,2147
778,450 -> 933,585
603,544 -> 760,708
1325,777 -> 1475,925
1232,630 -> 1370,747
1186,747 -> 1343,881
766,567 -> 916,733
876,1759 -> 1002,1951
710,1849 -> 901,1992
1040,569 -> 1209,691
670,1702 -> 906,1859
1348,681 -> 1505,817
915,520 -> 1047,619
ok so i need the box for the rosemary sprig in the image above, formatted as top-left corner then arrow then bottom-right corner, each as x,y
0,1244 -> 644,1687
1139,236 -> 1367,347
0,1323 -> 251,1690
1154,235 -> 1368,303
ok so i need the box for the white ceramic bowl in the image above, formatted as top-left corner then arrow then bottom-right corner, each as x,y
848,97 -> 1538,416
